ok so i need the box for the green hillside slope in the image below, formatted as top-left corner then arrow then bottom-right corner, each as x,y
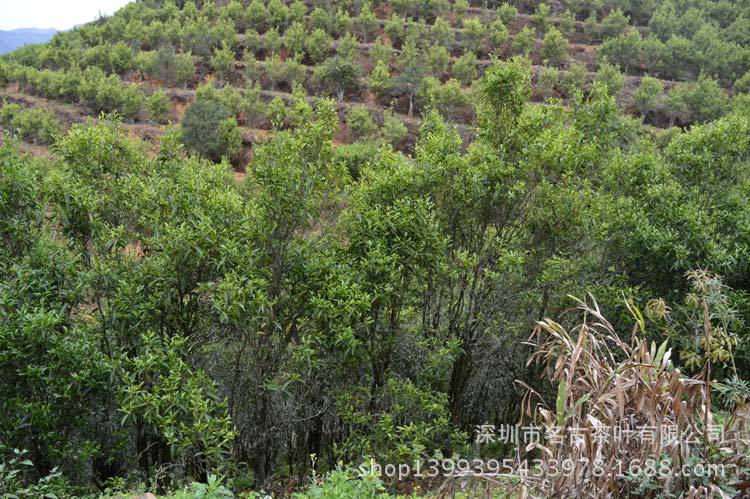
1,0 -> 749,164
1,0 -> 749,497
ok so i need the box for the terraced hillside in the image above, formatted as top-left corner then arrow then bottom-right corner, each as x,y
1,0 -> 749,169
2,1 -> 750,497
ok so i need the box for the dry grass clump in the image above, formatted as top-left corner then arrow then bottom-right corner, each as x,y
519,289 -> 749,498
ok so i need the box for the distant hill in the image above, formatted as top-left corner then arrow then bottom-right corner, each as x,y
0,28 -> 57,54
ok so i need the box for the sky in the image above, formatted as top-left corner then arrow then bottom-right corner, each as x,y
0,0 -> 132,31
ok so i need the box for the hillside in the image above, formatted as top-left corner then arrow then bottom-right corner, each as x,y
1,0 -> 748,167
1,0 -> 750,497
0,28 -> 57,54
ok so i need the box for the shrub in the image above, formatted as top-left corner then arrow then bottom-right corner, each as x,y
417,75 -> 441,110
264,27 -> 283,55
734,70 -> 750,94
2,106 -> 61,145
431,16 -> 454,47
284,22 -> 307,58
285,83 -> 313,127
347,106 -> 377,140
221,0 -> 247,31
181,16 -> 233,57
537,66 -> 559,99
118,333 -> 235,473
150,45 -> 179,83
334,141 -> 379,180
135,50 -> 158,79
110,42 -> 134,74
288,0 -> 307,24
532,3 -> 552,34
246,0 -> 267,31
296,465 -> 387,498
243,29 -> 262,55
563,62 -> 587,95
404,21 -> 429,49
369,60 -> 393,102
419,77 -> 471,121
340,377 -> 467,465
583,12 -> 600,41
371,38 -> 393,66
542,27 -> 568,67
266,95 -> 287,129
558,10 -> 576,35
666,76 -> 731,125
284,56 -> 306,88
461,18 -> 486,54
489,19 -> 508,49
174,52 -> 196,88
452,51 -> 477,85
0,451 -> 69,498
314,54 -> 362,101
454,0 -> 469,16
146,89 -> 171,123
243,50 -> 261,84
337,34 -> 360,60
732,93 -> 750,115
382,110 -> 408,147
332,8 -> 352,37
641,34 -> 668,76
311,8 -> 331,33
600,9 -> 630,39
243,84 -> 267,127
358,2 -> 377,43
427,45 -> 450,77
384,15 -> 405,46
55,115 -> 145,177
267,0 -> 289,30
664,35 -> 698,80
633,76 -> 664,117
497,4 -> 518,25
513,26 -> 536,56
266,53 -> 304,91
595,60 -> 625,96
438,78 -> 471,120
0,101 -> 22,125
211,43 -> 235,82
199,83 -> 245,118
599,28 -> 642,73
156,125 -> 184,163
307,29 -> 331,64
120,85 -> 144,121
0,61 -> 9,88
181,98 -> 242,161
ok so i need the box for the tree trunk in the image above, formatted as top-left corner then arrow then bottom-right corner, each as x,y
369,356 -> 384,412
253,450 -> 268,490
252,391 -> 275,490
136,417 -> 149,473
449,345 -> 472,427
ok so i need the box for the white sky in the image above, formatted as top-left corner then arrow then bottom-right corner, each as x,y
0,0 -> 133,31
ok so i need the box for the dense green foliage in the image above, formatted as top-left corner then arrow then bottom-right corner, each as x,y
2,0 -> 750,496
181,97 -> 242,161
1,0 -> 749,132
0,101 -> 61,144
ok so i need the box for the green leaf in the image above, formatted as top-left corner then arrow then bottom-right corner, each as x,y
654,339 -> 669,367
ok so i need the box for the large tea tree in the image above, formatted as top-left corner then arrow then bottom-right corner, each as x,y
205,99 -> 346,487
0,142 -> 114,483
